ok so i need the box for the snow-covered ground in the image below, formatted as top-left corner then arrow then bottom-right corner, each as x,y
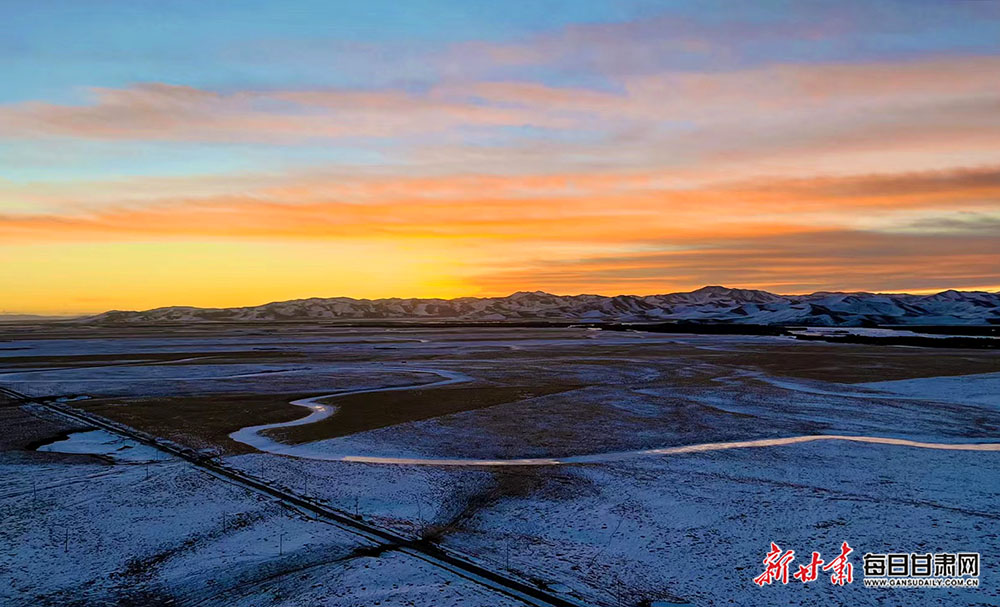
0,437 -> 527,606
441,440 -> 1000,606
0,361 -> 429,398
788,327 -> 998,340
221,429 -> 1000,606
219,362 -> 1000,606
860,371 -> 1000,408
217,366 -> 1000,606
37,429 -> 162,462
3,326 -> 999,606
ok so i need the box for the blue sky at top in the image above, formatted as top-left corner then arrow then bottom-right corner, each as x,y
2,0 -> 1000,311
4,0 -> 999,103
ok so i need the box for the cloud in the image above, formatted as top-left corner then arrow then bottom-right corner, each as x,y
433,2 -> 1000,78
895,212 -> 1000,235
2,54 -> 998,180
420,55 -> 1000,177
6,3 -> 1000,311
0,83 -> 554,143
471,226 -> 1000,295
2,165 -> 997,247
9,172 -> 997,298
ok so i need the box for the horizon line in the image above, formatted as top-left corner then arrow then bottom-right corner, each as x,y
9,283 -> 1000,318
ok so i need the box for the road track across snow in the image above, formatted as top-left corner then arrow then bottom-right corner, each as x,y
11,388 -> 589,607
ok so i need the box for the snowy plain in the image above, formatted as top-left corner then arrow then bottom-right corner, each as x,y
2,325 -> 999,606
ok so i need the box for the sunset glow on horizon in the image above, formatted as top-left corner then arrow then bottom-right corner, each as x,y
3,1 -> 1000,314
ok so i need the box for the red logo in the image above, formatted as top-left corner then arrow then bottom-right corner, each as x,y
755,542 -> 854,586
753,542 -> 796,586
793,551 -> 824,583
823,542 -> 854,585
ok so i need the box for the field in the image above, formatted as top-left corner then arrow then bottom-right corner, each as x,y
2,323 -> 999,606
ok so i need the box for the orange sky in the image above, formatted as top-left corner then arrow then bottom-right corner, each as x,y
3,5 -> 1000,314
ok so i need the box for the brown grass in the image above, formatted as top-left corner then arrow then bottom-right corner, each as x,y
459,341 -> 1000,383
0,350 -> 305,370
705,344 -> 1000,383
267,384 -> 576,444
78,393 -> 306,454
70,384 -> 574,454
0,406 -> 88,451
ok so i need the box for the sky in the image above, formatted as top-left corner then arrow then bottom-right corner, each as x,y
2,0 -> 1000,314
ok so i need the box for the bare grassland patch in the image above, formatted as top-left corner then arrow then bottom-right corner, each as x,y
707,344 -> 1000,382
266,384 -> 578,445
0,406 -> 89,451
423,466 -> 594,541
78,394 -> 308,454
460,340 -> 1000,384
0,350 -> 307,370
477,340 -> 1000,383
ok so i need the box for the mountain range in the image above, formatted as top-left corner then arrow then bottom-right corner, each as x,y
87,286 -> 1000,326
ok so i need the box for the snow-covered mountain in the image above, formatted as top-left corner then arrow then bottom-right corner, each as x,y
86,286 -> 1000,326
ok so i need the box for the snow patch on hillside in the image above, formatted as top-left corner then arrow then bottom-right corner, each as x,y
87,286 -> 1000,326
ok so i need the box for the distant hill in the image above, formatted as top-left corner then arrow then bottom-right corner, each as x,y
85,286 -> 1000,326
0,314 -> 77,322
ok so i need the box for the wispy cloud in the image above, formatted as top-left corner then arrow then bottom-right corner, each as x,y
4,2 -> 1000,311
3,164 -> 998,302
3,55 -> 998,168
0,83 -> 553,142
473,226 -> 1000,295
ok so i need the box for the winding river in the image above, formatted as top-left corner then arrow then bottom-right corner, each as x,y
229,367 -> 471,458
228,366 -> 1000,466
